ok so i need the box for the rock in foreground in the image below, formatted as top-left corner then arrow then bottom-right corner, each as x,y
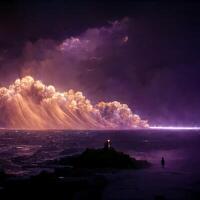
58,147 -> 150,169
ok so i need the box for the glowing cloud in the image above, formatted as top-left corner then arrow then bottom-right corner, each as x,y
0,76 -> 149,129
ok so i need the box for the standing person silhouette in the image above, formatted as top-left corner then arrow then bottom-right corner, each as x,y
161,157 -> 165,168
104,139 -> 111,149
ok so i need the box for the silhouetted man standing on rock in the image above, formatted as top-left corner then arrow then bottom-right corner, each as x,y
104,139 -> 111,149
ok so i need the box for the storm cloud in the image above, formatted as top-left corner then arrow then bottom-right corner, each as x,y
0,4 -> 199,127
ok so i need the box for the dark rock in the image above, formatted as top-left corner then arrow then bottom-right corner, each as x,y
58,147 -> 150,170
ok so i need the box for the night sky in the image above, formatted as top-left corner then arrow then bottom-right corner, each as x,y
0,0 -> 200,126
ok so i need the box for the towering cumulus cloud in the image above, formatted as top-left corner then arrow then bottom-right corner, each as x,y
0,76 -> 148,129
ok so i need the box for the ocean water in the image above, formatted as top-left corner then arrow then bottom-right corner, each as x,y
0,129 -> 199,175
0,129 -> 200,199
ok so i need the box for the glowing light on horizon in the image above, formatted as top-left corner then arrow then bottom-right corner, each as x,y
150,126 -> 200,130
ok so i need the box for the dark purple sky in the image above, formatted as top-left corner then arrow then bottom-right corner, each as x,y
0,0 -> 200,126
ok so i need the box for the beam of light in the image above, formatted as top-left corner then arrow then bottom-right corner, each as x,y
150,126 -> 200,130
0,76 -> 149,130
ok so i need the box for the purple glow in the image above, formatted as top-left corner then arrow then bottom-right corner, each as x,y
150,126 -> 200,130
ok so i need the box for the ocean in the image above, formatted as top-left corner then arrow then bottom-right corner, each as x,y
0,129 -> 200,199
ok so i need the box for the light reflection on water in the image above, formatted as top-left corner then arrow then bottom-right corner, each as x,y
0,129 -> 199,175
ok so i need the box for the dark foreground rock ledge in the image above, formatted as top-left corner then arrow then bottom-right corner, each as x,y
57,147 -> 150,169
0,147 -> 150,200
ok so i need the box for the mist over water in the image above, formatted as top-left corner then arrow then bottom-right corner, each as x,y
0,76 -> 148,129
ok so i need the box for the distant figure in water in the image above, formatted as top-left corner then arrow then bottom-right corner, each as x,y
161,157 -> 165,168
104,139 -> 111,149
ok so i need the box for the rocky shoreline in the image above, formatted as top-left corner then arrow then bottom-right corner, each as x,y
0,146 -> 150,199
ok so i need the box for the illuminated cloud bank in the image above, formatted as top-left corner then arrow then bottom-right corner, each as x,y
0,76 -> 149,129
